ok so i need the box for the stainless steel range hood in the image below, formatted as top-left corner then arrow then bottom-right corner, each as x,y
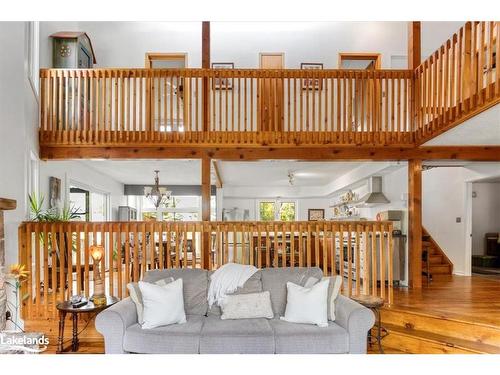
356,176 -> 390,207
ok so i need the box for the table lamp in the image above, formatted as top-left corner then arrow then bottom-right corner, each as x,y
90,245 -> 106,306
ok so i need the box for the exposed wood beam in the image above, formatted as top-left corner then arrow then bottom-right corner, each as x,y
408,159 -> 423,289
201,155 -> 211,269
212,160 -> 223,188
202,21 -> 210,133
41,145 -> 500,162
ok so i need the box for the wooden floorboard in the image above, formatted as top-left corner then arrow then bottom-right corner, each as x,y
387,274 -> 500,327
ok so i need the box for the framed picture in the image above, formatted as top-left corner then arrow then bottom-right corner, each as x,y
212,62 -> 234,90
301,63 -> 323,90
308,209 -> 325,221
49,176 -> 61,209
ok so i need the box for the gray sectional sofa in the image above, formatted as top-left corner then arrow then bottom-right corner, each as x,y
95,267 -> 375,354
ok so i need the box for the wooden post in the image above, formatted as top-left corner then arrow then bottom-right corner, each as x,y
201,156 -> 211,269
202,21 -> 210,133
408,22 -> 421,70
408,160 -> 422,289
408,22 -> 421,138
462,22 -> 472,107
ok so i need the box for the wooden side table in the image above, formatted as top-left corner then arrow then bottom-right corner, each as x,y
351,294 -> 386,353
56,296 -> 118,353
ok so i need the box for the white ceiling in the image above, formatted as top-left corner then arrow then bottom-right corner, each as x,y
218,161 -> 366,187
79,159 -> 369,188
424,104 -> 500,146
79,160 -> 206,185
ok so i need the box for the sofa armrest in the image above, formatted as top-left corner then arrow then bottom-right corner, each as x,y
95,297 -> 137,354
334,295 -> 375,354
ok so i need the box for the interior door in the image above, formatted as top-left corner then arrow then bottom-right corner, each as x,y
259,53 -> 284,132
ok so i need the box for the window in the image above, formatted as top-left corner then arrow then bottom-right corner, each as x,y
279,202 -> 296,221
27,22 -> 40,97
69,186 -> 109,221
69,187 -> 89,221
258,200 -> 297,221
140,195 -> 211,222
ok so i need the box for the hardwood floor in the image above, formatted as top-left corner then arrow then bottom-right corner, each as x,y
389,274 -> 500,327
380,274 -> 500,353
37,275 -> 500,354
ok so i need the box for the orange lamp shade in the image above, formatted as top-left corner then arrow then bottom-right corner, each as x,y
90,245 -> 104,262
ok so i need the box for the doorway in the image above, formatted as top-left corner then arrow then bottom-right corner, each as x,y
338,52 -> 381,70
469,181 -> 500,277
258,53 -> 284,132
145,53 -> 189,131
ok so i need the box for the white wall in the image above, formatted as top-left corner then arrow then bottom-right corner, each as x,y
222,197 -> 331,221
0,22 -> 39,329
423,168 -> 467,274
212,22 -> 406,69
38,161 -> 127,220
471,182 -> 500,255
421,21 -> 465,60
422,164 -> 500,275
39,21 -> 467,70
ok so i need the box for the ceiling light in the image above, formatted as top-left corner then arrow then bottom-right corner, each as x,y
144,170 -> 171,209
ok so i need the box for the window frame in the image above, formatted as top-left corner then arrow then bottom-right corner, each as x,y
257,199 -> 298,222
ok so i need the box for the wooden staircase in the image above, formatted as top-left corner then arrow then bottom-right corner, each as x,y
422,227 -> 453,277
380,307 -> 500,354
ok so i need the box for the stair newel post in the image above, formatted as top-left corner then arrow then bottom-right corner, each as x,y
408,160 -> 423,289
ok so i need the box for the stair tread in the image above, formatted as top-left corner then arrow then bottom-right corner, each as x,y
382,305 -> 500,332
383,322 -> 500,354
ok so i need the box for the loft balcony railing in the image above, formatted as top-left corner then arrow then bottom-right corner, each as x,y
38,22 -> 499,150
18,220 -> 394,321
415,21 -> 500,143
39,68 -> 414,147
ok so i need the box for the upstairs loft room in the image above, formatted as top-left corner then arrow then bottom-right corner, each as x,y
32,21 -> 500,154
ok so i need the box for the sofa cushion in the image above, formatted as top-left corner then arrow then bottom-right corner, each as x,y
270,319 -> 349,354
207,270 -> 263,316
144,269 -> 208,315
199,315 -> 275,354
123,315 -> 204,354
261,267 -> 324,316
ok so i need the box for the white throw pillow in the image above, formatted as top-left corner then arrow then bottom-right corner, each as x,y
127,277 -> 174,324
303,276 -> 343,321
139,278 -> 187,329
220,291 -> 274,320
281,278 -> 329,327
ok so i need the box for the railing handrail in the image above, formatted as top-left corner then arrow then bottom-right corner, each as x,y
19,219 -> 394,321
20,220 -> 392,226
40,67 -> 413,79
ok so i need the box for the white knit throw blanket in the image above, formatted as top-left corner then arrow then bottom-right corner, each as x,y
207,263 -> 258,307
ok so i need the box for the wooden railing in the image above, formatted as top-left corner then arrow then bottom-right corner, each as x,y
18,220 -> 393,320
39,68 -> 414,147
415,21 -> 500,143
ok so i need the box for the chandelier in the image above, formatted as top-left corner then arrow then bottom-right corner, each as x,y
144,170 -> 171,209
